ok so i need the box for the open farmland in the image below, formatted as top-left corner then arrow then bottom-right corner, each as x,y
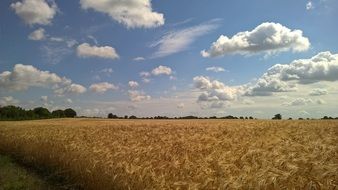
0,119 -> 337,189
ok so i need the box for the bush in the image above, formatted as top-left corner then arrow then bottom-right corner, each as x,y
272,114 -> 282,120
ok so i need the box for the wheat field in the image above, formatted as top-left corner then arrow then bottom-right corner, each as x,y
0,119 -> 337,189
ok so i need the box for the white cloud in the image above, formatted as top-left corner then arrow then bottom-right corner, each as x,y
79,0 -> 164,28
128,90 -> 151,102
28,28 -> 45,40
77,43 -> 119,60
0,96 -> 19,106
193,76 -> 239,108
11,0 -> 58,26
66,98 -> 73,104
202,22 -> 310,57
54,84 -> 87,96
306,1 -> 314,10
309,88 -> 328,96
133,57 -> 145,61
283,98 -> 313,106
0,64 -> 86,95
49,37 -> 63,42
206,66 -> 226,73
151,20 -> 219,58
151,65 -> 172,76
246,51 -> 338,96
128,81 -> 139,88
89,82 -> 118,93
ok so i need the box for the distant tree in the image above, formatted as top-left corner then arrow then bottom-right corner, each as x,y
298,118 -> 304,120
52,110 -> 65,118
64,108 -> 77,118
129,115 -> 137,119
245,117 -> 248,120
272,114 -> 282,120
239,116 -> 244,119
124,115 -> 128,119
33,107 -> 51,118
108,113 -> 113,119
209,116 -> 217,119
249,116 -> 253,120
322,116 -> 329,120
288,117 -> 293,120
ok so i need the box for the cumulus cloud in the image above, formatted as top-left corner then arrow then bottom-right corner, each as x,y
28,28 -> 46,40
0,64 -> 86,95
133,57 -> 145,61
206,66 -> 226,73
0,96 -> 19,106
151,65 -> 172,76
201,22 -> 310,57
128,81 -> 139,88
11,0 -> 58,26
283,98 -> 313,106
306,1 -> 314,10
89,82 -> 118,93
193,76 -> 239,108
309,88 -> 328,96
150,20 -> 219,58
79,0 -> 164,28
77,43 -> 119,60
128,90 -> 151,102
246,51 -> 338,96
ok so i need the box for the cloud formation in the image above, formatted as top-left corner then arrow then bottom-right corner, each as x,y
90,82 -> 118,93
206,66 -> 226,73
128,90 -> 151,102
151,20 -> 219,58
0,96 -> 19,106
11,0 -> 58,26
201,22 -> 310,57
193,76 -> 239,109
128,81 -> 139,88
79,0 -> 164,28
0,64 -> 86,95
28,28 -> 46,40
151,65 -> 172,76
246,51 -> 338,96
77,43 -> 119,60
309,88 -> 328,96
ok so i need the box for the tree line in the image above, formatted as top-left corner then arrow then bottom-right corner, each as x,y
0,105 -> 77,120
108,113 -> 255,120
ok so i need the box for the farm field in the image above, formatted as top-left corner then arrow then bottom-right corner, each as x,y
0,119 -> 337,189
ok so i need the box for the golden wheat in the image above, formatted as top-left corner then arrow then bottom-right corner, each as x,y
0,119 -> 337,189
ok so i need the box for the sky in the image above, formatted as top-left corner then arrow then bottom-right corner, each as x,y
0,0 -> 338,118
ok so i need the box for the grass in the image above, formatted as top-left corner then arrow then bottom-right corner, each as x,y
0,118 -> 337,189
0,154 -> 56,190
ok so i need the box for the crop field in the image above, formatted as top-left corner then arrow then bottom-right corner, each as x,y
0,119 -> 337,189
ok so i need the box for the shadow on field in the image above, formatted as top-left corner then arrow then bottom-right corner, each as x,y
0,152 -> 83,190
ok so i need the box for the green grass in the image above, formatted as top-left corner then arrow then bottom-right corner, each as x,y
0,154 -> 56,190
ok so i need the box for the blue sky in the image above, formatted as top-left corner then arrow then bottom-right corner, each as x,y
0,0 -> 338,118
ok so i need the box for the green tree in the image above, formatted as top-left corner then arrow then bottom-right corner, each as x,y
52,110 -> 65,118
33,107 -> 51,118
64,108 -> 77,118
272,114 -> 282,120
